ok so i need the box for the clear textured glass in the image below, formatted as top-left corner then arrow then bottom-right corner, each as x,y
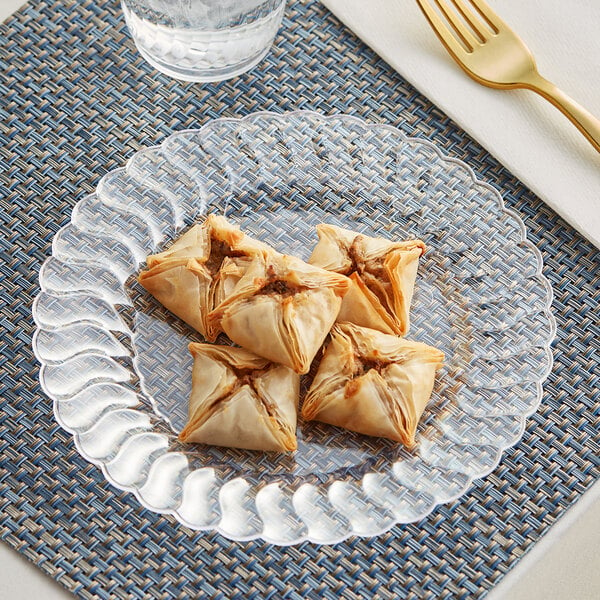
33,112 -> 555,544
121,0 -> 286,82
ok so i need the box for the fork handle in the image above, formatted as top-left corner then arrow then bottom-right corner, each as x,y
524,72 -> 600,153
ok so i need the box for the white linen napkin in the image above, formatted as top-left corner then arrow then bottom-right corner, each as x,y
321,0 -> 600,249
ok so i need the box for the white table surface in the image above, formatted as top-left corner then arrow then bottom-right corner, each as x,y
1,1 -> 598,598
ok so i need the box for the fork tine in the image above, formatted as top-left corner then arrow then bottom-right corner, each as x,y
432,0 -> 480,51
415,0 -> 473,55
447,0 -> 489,41
466,0 -> 507,34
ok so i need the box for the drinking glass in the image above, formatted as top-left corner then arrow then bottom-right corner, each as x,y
121,0 -> 286,82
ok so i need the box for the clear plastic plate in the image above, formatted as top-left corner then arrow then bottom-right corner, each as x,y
32,111 -> 555,544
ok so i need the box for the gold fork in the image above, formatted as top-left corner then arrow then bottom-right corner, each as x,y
415,0 -> 600,152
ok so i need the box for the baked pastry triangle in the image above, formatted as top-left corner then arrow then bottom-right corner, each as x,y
138,215 -> 272,339
179,343 -> 299,452
208,252 -> 350,374
309,224 -> 426,336
302,323 -> 444,447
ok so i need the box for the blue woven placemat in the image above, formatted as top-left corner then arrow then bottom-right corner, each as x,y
1,0 -> 598,598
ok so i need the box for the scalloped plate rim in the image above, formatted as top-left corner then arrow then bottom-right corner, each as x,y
32,110 -> 555,545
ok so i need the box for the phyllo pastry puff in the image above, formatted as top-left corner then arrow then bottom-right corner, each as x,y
138,215 -> 272,340
308,224 -> 426,336
301,323 -> 444,447
208,252 -> 350,374
179,343 -> 299,452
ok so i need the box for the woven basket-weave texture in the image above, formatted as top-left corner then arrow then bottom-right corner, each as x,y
1,1 -> 598,598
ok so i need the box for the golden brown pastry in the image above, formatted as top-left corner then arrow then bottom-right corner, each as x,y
308,224 -> 426,336
208,252 -> 350,374
179,343 -> 299,452
301,323 -> 444,447
138,215 -> 272,340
